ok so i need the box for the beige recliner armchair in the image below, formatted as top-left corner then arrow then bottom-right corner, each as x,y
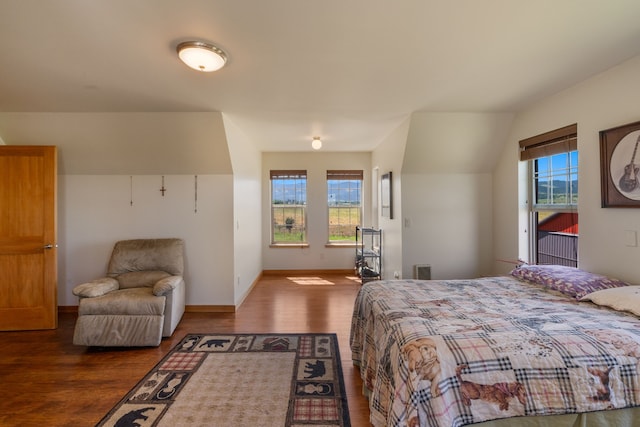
72,238 -> 186,347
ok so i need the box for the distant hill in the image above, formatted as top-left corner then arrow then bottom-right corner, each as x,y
273,179 -> 361,204
537,180 -> 578,204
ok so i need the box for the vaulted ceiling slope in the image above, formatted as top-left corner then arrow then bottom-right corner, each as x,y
1,0 -> 640,153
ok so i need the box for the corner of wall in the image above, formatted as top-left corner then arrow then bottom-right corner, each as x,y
221,113 -> 264,303
372,117 -> 411,280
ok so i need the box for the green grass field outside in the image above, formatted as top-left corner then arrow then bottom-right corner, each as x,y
272,205 -> 361,242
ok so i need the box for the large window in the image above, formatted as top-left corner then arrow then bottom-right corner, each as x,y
327,170 -> 363,242
520,124 -> 578,266
271,170 -> 307,244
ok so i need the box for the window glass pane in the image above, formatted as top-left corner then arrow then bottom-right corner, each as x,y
570,151 -> 578,204
271,172 -> 306,243
569,151 -> 578,166
533,151 -> 578,208
535,211 -> 578,267
537,157 -> 549,171
327,172 -> 362,242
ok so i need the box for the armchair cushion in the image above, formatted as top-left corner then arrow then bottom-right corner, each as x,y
153,276 -> 184,296
78,287 -> 166,316
107,238 -> 184,276
72,277 -> 119,298
117,270 -> 171,289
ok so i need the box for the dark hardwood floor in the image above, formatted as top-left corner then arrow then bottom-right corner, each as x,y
0,272 -> 371,426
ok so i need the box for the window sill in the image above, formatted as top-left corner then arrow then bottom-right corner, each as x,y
325,242 -> 357,248
269,243 -> 310,248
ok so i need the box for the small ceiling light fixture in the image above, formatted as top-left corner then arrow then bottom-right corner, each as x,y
312,136 -> 322,150
176,41 -> 227,72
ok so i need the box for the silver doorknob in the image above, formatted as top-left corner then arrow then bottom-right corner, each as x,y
43,244 -> 56,249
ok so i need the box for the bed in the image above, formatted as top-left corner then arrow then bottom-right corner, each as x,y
350,265 -> 640,427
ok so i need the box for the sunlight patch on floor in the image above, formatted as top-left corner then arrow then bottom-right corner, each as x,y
287,277 -> 335,286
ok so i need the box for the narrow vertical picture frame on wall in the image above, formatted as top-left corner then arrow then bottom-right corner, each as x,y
381,172 -> 393,219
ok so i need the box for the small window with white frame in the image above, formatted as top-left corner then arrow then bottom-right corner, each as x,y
520,124 -> 578,267
271,170 -> 307,244
327,170 -> 363,243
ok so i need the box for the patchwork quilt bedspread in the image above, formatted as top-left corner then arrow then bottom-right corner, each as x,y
350,277 -> 640,427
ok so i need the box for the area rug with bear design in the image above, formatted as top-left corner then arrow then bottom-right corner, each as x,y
97,333 -> 350,427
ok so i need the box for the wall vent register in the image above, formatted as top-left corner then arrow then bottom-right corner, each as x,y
414,264 -> 431,280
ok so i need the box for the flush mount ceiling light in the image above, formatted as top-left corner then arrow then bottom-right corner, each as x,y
312,136 -> 322,150
176,41 -> 227,72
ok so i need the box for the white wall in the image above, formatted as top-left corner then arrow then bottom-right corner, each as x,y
493,54 -> 640,284
402,112 -> 515,174
0,112 -> 238,307
400,112 -> 512,279
402,173 -> 493,279
492,128 -> 521,274
58,174 -> 234,306
262,152 -> 371,270
223,114 -> 263,304
0,112 -> 232,174
372,118 -> 411,279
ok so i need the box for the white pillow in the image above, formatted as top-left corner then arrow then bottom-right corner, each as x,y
580,286 -> 640,316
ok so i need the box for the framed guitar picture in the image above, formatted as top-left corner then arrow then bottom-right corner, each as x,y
600,120 -> 640,207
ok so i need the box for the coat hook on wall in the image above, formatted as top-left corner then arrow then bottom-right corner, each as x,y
160,175 -> 167,196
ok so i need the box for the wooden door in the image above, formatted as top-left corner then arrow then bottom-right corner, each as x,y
0,146 -> 57,330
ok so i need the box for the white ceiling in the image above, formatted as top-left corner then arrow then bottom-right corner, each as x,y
1,0 -> 640,152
